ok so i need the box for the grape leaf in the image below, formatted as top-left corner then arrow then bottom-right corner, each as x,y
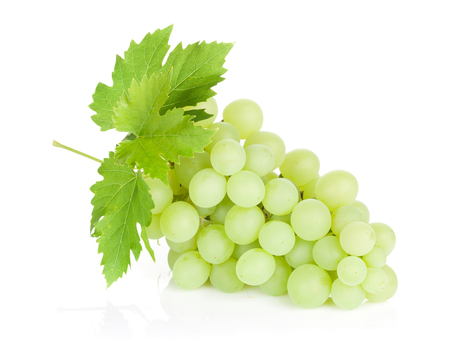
90,152 -> 155,287
90,26 -> 173,131
113,71 -> 216,184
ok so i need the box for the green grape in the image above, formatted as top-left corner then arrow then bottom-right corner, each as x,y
265,171 -> 279,182
232,239 -> 261,260
270,213 -> 291,225
315,170 -> 358,212
351,200 -> 370,223
361,267 -> 387,294
259,256 -> 292,296
172,251 -> 211,290
279,149 -> 320,187
210,258 -> 244,293
175,151 -> 212,188
160,201 -> 199,243
302,175 -> 320,199
167,169 -> 182,195
366,265 -> 398,302
197,224 -> 235,264
337,256 -> 367,286
331,205 -> 364,237
166,225 -> 199,253
244,131 -> 286,170
188,198 -> 216,218
210,139 -> 246,176
259,221 -> 296,256
167,249 -> 182,271
144,177 -> 173,214
205,122 -> 240,154
235,248 -> 276,285
370,222 -> 396,255
287,264 -> 331,308
362,247 -> 387,268
260,175 -> 268,185
262,178 -> 299,216
285,237 -> 316,268
189,168 -> 227,208
210,194 -> 235,224
327,270 -> 338,282
227,170 -> 265,208
340,221 -> 376,256
312,235 -> 347,271
225,205 -> 265,245
184,97 -> 218,128
223,99 -> 263,139
290,199 -> 331,241
243,144 -> 275,177
146,214 -> 163,240
331,279 -> 366,310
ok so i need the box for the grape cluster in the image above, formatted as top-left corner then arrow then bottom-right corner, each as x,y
146,98 -> 398,310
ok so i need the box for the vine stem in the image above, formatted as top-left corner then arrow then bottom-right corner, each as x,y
53,140 -> 103,164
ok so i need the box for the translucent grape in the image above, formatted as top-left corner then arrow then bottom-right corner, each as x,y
210,139 -> 246,176
285,237 -> 316,268
204,122 -> 240,154
270,213 -> 291,225
210,194 -> 235,224
189,168 -> 227,208
172,251 -> 211,290
243,144 -> 275,177
187,198 -> 216,218
259,256 -> 292,296
340,221 -> 376,256
167,249 -> 182,271
312,235 -> 347,271
331,279 -> 366,310
244,131 -> 286,170
197,224 -> 235,264
287,264 -> 331,308
290,199 -> 331,241
279,149 -> 320,187
302,175 -> 320,199
227,170 -> 265,208
265,171 -> 279,182
262,178 -> 299,216
361,267 -> 387,294
210,258 -> 244,293
146,214 -> 163,240
223,99 -> 263,139
331,205 -> 364,237
232,239 -> 261,260
362,247 -> 387,268
351,200 -> 370,223
365,265 -> 398,302
327,270 -> 339,282
235,248 -> 276,285
258,221 -> 296,256
184,97 -> 218,128
144,177 -> 173,214
315,170 -> 358,212
166,226 -> 199,253
160,201 -> 199,243
225,205 -> 265,245
336,256 -> 367,286
167,169 -> 182,195
370,222 -> 396,255
175,152 -> 212,188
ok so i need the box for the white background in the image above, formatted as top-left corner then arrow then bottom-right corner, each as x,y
2,0 -> 449,345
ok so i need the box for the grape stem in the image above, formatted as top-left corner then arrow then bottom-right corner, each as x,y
53,140 -> 103,164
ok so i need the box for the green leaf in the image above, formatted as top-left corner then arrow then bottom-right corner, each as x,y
113,71 -> 216,184
90,26 -> 173,131
90,152 -> 155,287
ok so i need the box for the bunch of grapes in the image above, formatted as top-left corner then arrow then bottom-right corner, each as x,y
145,98 -> 398,310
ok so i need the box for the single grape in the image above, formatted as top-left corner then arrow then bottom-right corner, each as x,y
244,131 -> 286,170
231,239 -> 261,260
331,205 -> 364,237
144,176 -> 173,214
174,152 -> 212,188
302,175 -> 320,199
331,279 -> 366,310
210,194 -> 235,224
167,249 -> 182,271
340,221 -> 376,256
337,256 -> 367,286
258,221 -> 296,256
327,270 -> 339,282
227,170 -> 265,208
225,205 -> 265,245
166,225 -> 199,253
210,258 -> 244,293
370,222 -> 396,256
259,256 -> 292,296
361,267 -> 387,294
290,199 -> 332,241
223,99 -> 263,139
235,248 -> 276,286
279,149 -> 320,187
184,97 -> 218,128
270,213 -> 291,225
167,169 -> 182,195
197,224 -> 235,264
312,235 -> 347,271
285,237 -> 316,268
362,247 -> 387,268
204,122 -> 240,154
265,171 -> 279,182
160,201 -> 199,243
287,264 -> 331,308
189,168 -> 227,208
262,178 -> 299,216
172,251 -> 211,290
210,139 -> 246,176
243,144 -> 275,177
365,265 -> 398,302
351,200 -> 370,223
146,214 -> 163,239
315,170 -> 358,212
